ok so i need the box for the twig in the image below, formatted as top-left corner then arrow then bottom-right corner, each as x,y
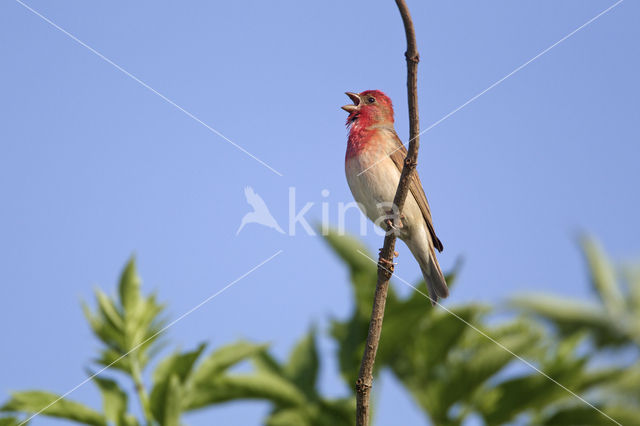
355,1 -> 421,425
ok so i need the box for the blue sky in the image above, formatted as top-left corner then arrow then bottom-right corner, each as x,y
1,1 -> 638,425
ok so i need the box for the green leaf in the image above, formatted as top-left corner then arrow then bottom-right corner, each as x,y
185,373 -> 305,411
317,398 -> 356,425
284,328 -> 319,396
150,344 -> 205,423
624,265 -> 640,318
84,259 -> 167,375
252,351 -> 286,376
82,302 -> 124,354
475,332 -> 616,425
119,256 -> 142,316
93,348 -> 132,375
580,235 -> 625,316
541,405 -> 639,426
121,414 -> 139,426
479,374 -> 570,424
1,391 -> 106,426
442,257 -> 464,289
384,303 -> 484,369
0,417 -> 24,426
95,289 -> 123,331
191,341 -> 266,385
129,297 -> 167,368
579,367 -> 626,389
265,408 -> 309,426
265,399 -> 354,426
91,375 -> 127,426
322,231 -> 379,316
440,324 -> 541,414
329,316 -> 367,387
511,293 -> 628,347
601,361 -> 640,402
153,343 -> 206,385
322,230 -> 376,276
384,309 -> 543,424
162,375 -> 182,426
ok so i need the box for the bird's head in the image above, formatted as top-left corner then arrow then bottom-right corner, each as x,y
342,90 -> 394,128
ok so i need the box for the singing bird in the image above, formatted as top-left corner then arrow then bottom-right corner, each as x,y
342,90 -> 448,305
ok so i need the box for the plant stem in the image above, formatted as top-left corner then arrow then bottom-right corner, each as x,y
355,1 -> 421,425
131,359 -> 153,426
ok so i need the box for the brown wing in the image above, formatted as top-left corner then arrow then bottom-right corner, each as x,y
387,131 -> 444,252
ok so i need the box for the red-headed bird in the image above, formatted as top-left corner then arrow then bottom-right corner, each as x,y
342,90 -> 448,305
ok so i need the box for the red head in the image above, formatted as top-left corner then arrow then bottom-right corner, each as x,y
342,90 -> 394,128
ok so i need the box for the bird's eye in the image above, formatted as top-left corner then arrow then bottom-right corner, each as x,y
368,97 -> 376,103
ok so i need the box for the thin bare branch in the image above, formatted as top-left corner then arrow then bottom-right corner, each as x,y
355,0 -> 421,425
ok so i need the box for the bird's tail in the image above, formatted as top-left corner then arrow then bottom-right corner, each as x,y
409,242 -> 449,306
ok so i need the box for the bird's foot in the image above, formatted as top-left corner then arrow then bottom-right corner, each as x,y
378,256 -> 395,271
384,211 -> 405,231
377,248 -> 398,271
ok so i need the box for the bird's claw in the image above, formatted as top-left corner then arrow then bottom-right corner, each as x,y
384,218 -> 398,231
377,248 -> 398,270
384,210 -> 404,231
378,257 -> 395,270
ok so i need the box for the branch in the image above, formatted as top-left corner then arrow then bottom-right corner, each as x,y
355,1 -> 420,425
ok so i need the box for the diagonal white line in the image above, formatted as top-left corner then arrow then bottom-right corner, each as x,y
357,0 -> 624,176
13,0 -> 283,177
18,249 -> 284,426
356,249 -> 622,426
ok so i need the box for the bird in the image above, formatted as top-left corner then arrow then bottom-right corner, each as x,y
236,186 -> 285,235
342,90 -> 448,305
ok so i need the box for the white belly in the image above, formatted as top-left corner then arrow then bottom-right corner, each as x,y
345,151 -> 423,238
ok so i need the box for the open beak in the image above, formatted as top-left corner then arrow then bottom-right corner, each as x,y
341,92 -> 361,113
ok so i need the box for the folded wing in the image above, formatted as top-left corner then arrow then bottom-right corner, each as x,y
387,131 -> 444,252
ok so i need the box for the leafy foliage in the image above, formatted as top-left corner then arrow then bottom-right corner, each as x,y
82,258 -> 167,376
1,258 -> 270,426
3,234 -> 640,425
324,230 -> 637,425
1,392 -> 106,426
91,375 -> 135,426
0,418 -> 23,426
512,235 -> 640,347
255,329 -> 354,426
511,235 -> 640,422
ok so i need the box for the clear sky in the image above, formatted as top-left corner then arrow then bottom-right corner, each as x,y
1,1 -> 638,425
